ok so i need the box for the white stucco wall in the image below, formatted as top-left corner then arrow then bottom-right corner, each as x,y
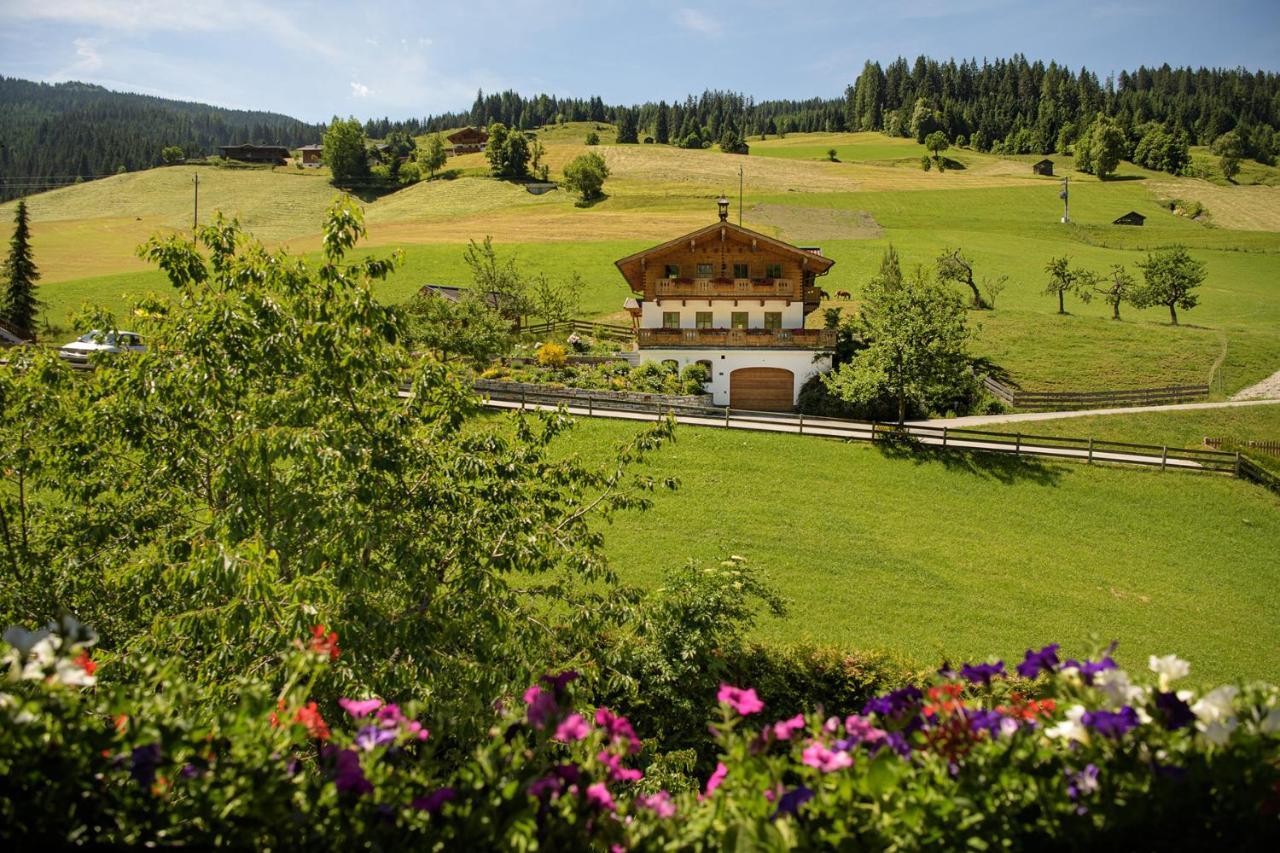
639,299 -> 805,329
637,348 -> 832,406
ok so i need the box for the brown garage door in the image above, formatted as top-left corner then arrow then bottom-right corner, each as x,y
730,367 -> 795,412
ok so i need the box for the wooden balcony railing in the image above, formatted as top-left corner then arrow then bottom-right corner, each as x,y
652,278 -> 797,299
637,327 -> 837,349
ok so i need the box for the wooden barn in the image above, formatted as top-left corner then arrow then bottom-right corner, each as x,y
446,127 -> 489,155
217,144 -> 291,165
1113,211 -> 1146,226
1032,158 -> 1054,176
297,144 -> 323,166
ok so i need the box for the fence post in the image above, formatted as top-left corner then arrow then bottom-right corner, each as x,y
871,420 -> 878,443
521,388 -> 526,411
942,426 -> 948,449
1235,451 -> 1242,478
1087,437 -> 1094,464
1161,446 -> 1168,471
725,406 -> 731,427
798,413 -> 804,435
1015,433 -> 1021,455
588,394 -> 593,416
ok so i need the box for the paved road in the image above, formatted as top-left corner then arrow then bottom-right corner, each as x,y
482,399 -> 1210,471
906,397 -> 1280,429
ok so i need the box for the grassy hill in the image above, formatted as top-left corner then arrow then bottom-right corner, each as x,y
5,128 -> 1280,393
527,414 -> 1280,684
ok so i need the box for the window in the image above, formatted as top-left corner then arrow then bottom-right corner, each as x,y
696,263 -> 714,278
664,264 -> 679,278
733,263 -> 749,279
731,312 -> 749,330
765,263 -> 783,279
764,311 -> 782,330
662,311 -> 681,329
695,311 -> 713,329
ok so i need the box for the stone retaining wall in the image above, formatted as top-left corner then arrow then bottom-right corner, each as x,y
474,378 -> 714,409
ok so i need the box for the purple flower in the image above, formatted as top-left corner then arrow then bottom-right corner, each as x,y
554,712 -> 590,742
541,670 -> 579,695
637,790 -> 676,818
1082,706 -> 1139,738
1066,764 -> 1100,800
966,708 -> 1006,736
1064,657 -> 1118,685
771,785 -> 814,820
1016,644 -> 1061,679
525,685 -> 558,729
717,684 -> 765,715
553,763 -> 581,784
339,697 -> 383,719
528,775 -> 564,799
586,781 -> 615,812
374,703 -> 405,727
862,686 -> 923,720
597,750 -> 644,783
595,707 -> 640,752
355,724 -> 398,752
1154,691 -> 1195,731
333,748 -> 373,796
179,762 -> 203,780
960,661 -> 1006,686
411,787 -> 456,813
130,743 -> 163,787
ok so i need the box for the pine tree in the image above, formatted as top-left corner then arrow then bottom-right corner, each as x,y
1,200 -> 41,336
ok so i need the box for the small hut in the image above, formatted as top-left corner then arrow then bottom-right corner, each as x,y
1113,211 -> 1146,226
1032,158 -> 1054,176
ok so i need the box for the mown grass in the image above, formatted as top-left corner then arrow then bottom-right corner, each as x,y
525,414 -> 1280,684
979,402 -> 1280,449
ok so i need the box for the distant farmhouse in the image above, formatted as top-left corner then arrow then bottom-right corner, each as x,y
218,144 -> 291,165
1033,158 -> 1054,176
447,127 -> 489,155
615,199 -> 835,411
417,284 -> 522,328
298,144 -> 323,166
1113,211 -> 1146,226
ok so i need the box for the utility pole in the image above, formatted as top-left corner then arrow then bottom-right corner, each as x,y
1059,175 -> 1069,224
193,173 -> 199,230
738,163 -> 743,226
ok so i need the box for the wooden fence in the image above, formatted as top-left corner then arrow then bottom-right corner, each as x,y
478,384 -> 1245,479
521,320 -> 635,341
1203,437 -> 1280,457
1237,455 -> 1280,494
982,376 -> 1210,409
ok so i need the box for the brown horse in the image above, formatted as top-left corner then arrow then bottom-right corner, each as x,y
835,290 -> 852,300
816,288 -> 830,300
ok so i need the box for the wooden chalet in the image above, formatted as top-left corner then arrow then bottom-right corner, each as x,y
217,144 -> 291,165
615,198 -> 836,411
298,144 -> 323,165
1113,211 -> 1146,226
1032,158 -> 1054,176
446,127 -> 489,155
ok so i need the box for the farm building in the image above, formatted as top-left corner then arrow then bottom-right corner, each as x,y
298,144 -> 323,166
417,284 -> 522,327
217,144 -> 291,165
1032,158 -> 1054,176
615,198 -> 836,411
1113,211 -> 1146,226
446,127 -> 489,154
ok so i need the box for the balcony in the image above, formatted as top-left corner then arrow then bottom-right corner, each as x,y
652,277 -> 797,299
637,327 -> 837,349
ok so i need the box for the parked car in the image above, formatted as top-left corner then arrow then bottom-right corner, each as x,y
58,330 -> 146,363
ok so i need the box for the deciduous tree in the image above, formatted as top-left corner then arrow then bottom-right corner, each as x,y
935,248 -> 986,309
1042,256 -> 1085,314
1079,264 -> 1136,320
1132,245 -> 1205,325
1213,130 -> 1244,182
418,133 -> 447,178
562,151 -> 610,203
322,116 -> 370,182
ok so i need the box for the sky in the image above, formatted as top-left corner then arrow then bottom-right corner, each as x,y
1,0 -> 1277,122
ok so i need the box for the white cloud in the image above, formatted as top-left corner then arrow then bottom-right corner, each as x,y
350,81 -> 372,98
70,37 -> 103,72
675,7 -> 721,37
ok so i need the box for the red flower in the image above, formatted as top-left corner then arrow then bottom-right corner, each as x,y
308,625 -> 340,661
75,650 -> 97,676
294,702 -> 331,740
269,697 -> 287,728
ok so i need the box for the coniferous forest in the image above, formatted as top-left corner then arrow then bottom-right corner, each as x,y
3,56 -> 1278,201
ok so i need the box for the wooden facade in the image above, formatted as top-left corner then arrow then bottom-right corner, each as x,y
446,127 -> 489,154
1032,158 -> 1054,176
298,144 -> 323,165
218,144 -> 291,165
1113,211 -> 1146,226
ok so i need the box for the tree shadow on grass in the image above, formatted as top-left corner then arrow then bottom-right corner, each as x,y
575,193 -> 609,209
874,438 -> 1064,487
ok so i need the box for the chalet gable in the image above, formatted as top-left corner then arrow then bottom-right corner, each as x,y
615,220 -> 835,294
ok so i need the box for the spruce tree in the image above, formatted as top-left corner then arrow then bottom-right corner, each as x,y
1,200 -> 41,336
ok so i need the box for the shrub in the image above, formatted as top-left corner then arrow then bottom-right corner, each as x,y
921,155 -> 932,171
679,362 -> 709,390
585,132 -> 600,146
826,148 -> 838,162
397,161 -> 421,184
535,342 -> 567,368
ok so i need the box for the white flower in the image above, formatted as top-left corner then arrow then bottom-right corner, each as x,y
1046,704 -> 1089,744
1148,654 -> 1191,691
1095,668 -> 1146,707
53,657 -> 96,688
1192,686 -> 1238,724
20,635 -> 60,681
1200,718 -> 1237,746
1260,708 -> 1280,735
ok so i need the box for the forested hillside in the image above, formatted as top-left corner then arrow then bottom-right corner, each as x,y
0,77 -> 322,200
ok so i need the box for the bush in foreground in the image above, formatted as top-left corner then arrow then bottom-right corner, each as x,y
4,622 -> 1277,849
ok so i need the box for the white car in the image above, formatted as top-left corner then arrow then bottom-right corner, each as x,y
59,330 -> 146,363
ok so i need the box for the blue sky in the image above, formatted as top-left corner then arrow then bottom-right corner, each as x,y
1,0 -> 1277,122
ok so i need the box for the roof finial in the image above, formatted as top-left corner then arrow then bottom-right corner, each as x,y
717,195 -> 729,222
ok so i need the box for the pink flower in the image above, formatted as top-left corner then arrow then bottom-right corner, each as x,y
595,707 -> 640,752
405,720 -> 430,741
525,685 -> 557,729
843,715 -> 886,743
586,781 -> 616,812
700,761 -> 728,800
802,742 -> 854,773
375,704 -> 405,727
773,713 -> 807,740
554,713 -> 590,742
338,698 -> 383,719
597,750 -> 643,782
717,684 -> 764,715
637,790 -> 676,818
